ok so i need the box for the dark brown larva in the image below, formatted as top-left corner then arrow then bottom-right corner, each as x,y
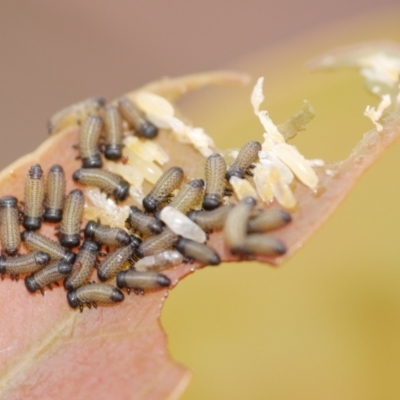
84,220 -> 131,247
72,168 -> 130,201
167,179 -> 205,215
0,251 -> 50,280
137,228 -> 179,258
67,282 -> 124,312
79,115 -> 103,168
97,238 -> 141,282
223,196 -> 257,254
203,153 -> 228,210
64,240 -> 100,291
48,96 -> 106,135
239,234 -> 287,256
225,141 -> 261,181
0,196 -> 21,255
118,97 -> 158,139
103,104 -> 123,160
188,205 -> 233,232
25,260 -> 73,294
23,164 -> 45,231
116,270 -> 171,295
21,231 -> 76,264
60,189 -> 85,248
142,166 -> 184,212
175,238 -> 220,266
127,206 -> 163,236
247,209 -> 292,233
44,164 -> 66,222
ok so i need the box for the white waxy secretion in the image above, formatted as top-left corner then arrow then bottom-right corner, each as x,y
134,250 -> 184,272
160,206 -> 207,243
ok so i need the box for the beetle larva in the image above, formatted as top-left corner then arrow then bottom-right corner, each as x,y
21,231 -> 76,264
23,164 -> 45,231
247,209 -> 292,233
64,240 -> 99,291
84,220 -> 131,247
134,250 -> 183,272
0,196 -> 21,255
44,164 -> 66,222
60,189 -> 85,248
188,205 -> 233,232
79,115 -> 103,168
175,238 -> 220,266
203,153 -> 228,210
72,169 -> 130,201
225,141 -> 261,180
48,96 -> 106,135
118,97 -> 158,139
25,260 -> 73,294
67,282 -> 124,312
97,239 -> 140,282
167,179 -> 205,215
116,270 -> 171,295
239,234 -> 287,256
137,228 -> 179,258
127,206 -> 163,236
142,166 -> 184,212
104,104 -> 123,160
0,251 -> 50,280
223,196 -> 257,254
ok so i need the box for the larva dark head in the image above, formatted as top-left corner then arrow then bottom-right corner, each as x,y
67,290 -> 81,309
138,122 -> 158,139
280,210 -> 292,223
104,144 -> 123,160
57,261 -> 73,275
225,166 -> 244,181
202,194 -> 221,211
84,220 -> 98,240
116,230 -> 132,246
274,239 -> 287,255
129,235 -> 142,248
142,197 -> 157,213
81,240 -> 100,254
35,251 -> 51,266
72,170 -> 83,182
49,164 -> 63,174
23,216 -> 41,231
148,219 -> 163,234
189,179 -> 205,189
0,196 -> 18,208
81,155 -> 102,169
63,251 -> 77,265
0,256 -> 6,274
43,208 -> 62,223
116,271 -> 127,289
20,230 -> 30,242
60,234 -> 81,249
97,269 -> 108,282
110,287 -> 125,303
156,273 -> 171,287
208,253 -> 221,266
25,276 -> 39,293
112,179 -> 130,201
28,164 -> 43,179
95,96 -> 107,108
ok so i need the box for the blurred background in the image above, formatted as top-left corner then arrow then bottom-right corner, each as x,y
2,2 -> 400,399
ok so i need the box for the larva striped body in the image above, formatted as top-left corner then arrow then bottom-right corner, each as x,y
25,260 -> 73,294
60,189 -> 85,248
247,209 -> 292,233
203,153 -> 227,210
188,205 -> 233,232
142,167 -> 184,212
167,179 -> 205,215
23,164 -> 45,231
72,169 -> 130,201
0,196 -> 21,255
175,238 -> 220,266
84,221 -> 131,247
127,206 -> 163,236
225,141 -> 261,180
64,240 -> 99,291
67,282 -> 124,312
0,252 -> 50,280
79,115 -> 103,168
118,97 -> 158,139
239,234 -> 287,256
116,270 -> 170,295
134,250 -> 183,272
137,228 -> 179,258
103,104 -> 123,160
21,231 -> 76,264
44,164 -> 66,222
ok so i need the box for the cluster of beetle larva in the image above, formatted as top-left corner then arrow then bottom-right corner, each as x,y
0,95 -> 292,312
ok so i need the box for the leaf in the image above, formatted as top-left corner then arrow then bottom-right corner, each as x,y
1,41 -> 400,400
